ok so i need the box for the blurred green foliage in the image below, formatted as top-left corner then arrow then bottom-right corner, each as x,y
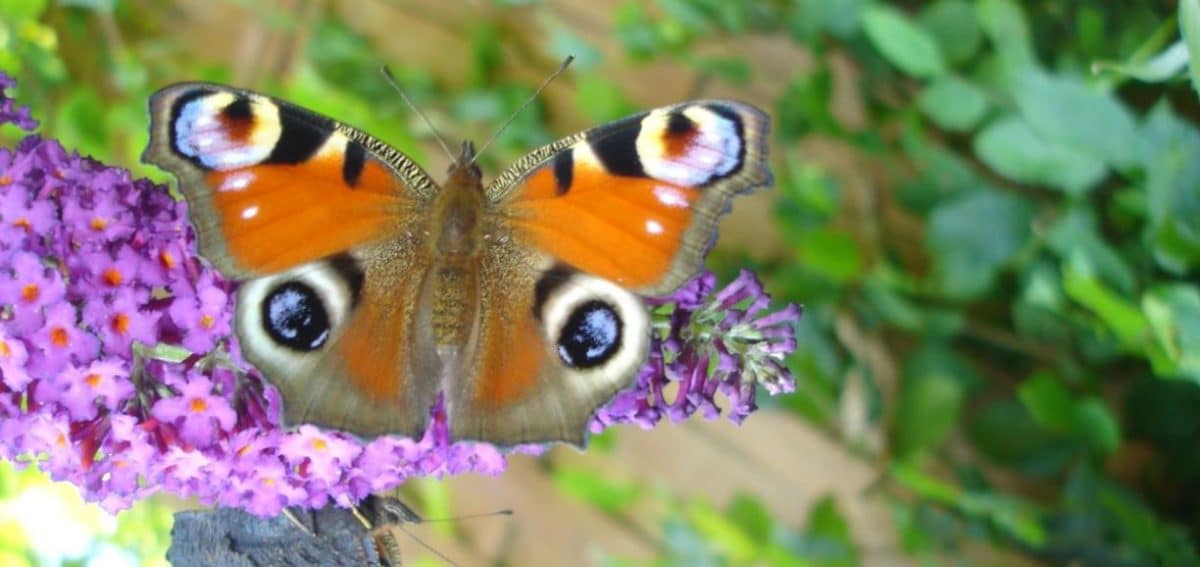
4,0 -> 1200,565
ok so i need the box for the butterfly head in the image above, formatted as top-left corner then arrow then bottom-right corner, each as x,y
446,140 -> 482,186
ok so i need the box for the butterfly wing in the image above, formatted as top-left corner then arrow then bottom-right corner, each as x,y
448,101 -> 771,446
144,83 -> 442,438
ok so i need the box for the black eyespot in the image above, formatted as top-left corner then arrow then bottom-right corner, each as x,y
557,301 -> 621,369
262,281 -> 330,351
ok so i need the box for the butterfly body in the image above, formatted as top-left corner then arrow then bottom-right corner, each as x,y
144,82 -> 771,447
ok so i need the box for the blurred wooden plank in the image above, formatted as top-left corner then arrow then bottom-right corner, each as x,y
552,412 -> 906,566
411,412 -> 905,566
434,457 -> 658,565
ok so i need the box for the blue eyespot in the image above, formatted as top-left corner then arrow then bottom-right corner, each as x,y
557,301 -> 621,369
262,281 -> 330,351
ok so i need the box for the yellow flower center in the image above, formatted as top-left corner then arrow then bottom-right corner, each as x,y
111,313 -> 130,334
102,267 -> 123,287
49,327 -> 69,347
20,283 -> 38,302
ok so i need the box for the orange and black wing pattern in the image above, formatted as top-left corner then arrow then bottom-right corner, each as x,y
144,83 -> 441,439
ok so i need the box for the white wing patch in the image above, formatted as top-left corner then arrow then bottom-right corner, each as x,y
635,105 -> 742,187
173,93 -> 282,170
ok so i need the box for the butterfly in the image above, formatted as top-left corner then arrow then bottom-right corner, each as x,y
142,80 -> 771,447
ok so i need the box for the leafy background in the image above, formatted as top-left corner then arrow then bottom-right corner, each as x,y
2,0 -> 1200,565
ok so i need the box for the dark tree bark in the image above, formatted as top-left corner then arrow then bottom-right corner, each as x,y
167,496 -> 407,566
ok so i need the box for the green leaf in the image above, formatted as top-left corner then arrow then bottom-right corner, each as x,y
1142,284 -> 1200,381
976,0 -> 1036,70
926,190 -> 1032,299
727,494 -> 771,544
895,373 -> 964,457
553,467 -> 640,514
796,227 -> 862,283
1045,206 -> 1136,294
787,0 -> 867,41
1018,372 -> 1077,433
1011,71 -> 1142,172
686,499 -> 758,562
1181,0 -> 1200,96
573,74 -> 635,123
968,400 -> 1074,475
545,21 -> 603,70
974,116 -> 1107,194
1072,398 -> 1121,454
917,75 -> 988,132
53,87 -> 107,160
0,0 -> 48,21
1092,40 -> 1190,82
776,67 -> 839,139
791,495 -> 858,567
613,1 -> 660,60
692,56 -> 750,84
919,0 -> 982,65
860,4 -> 947,78
1141,103 -> 1200,271
1062,256 -> 1149,349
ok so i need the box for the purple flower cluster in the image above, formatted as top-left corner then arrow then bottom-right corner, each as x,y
0,74 -> 800,517
591,271 -> 800,432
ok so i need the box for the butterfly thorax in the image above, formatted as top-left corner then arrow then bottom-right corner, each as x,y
427,142 -> 487,348
431,142 -> 485,258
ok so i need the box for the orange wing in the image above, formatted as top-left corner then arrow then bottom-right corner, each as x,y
491,100 -> 772,296
143,84 -> 436,278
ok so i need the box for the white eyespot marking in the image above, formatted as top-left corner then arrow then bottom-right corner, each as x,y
645,219 -> 664,235
241,206 -> 259,220
537,272 -> 650,391
237,261 -> 356,378
635,105 -> 742,187
220,171 -> 255,192
173,93 -> 283,170
653,185 -> 691,208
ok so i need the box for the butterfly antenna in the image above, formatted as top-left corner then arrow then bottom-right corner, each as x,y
380,65 -> 456,163
414,509 -> 514,523
469,55 -> 575,166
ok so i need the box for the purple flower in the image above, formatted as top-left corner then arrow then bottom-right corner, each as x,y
29,302 -> 100,378
0,331 -> 31,390
82,287 -> 160,355
0,251 -> 66,334
0,71 -> 800,518
150,373 -> 237,448
166,272 -> 231,353
0,75 -> 36,130
43,359 -> 134,421
591,269 -> 801,430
